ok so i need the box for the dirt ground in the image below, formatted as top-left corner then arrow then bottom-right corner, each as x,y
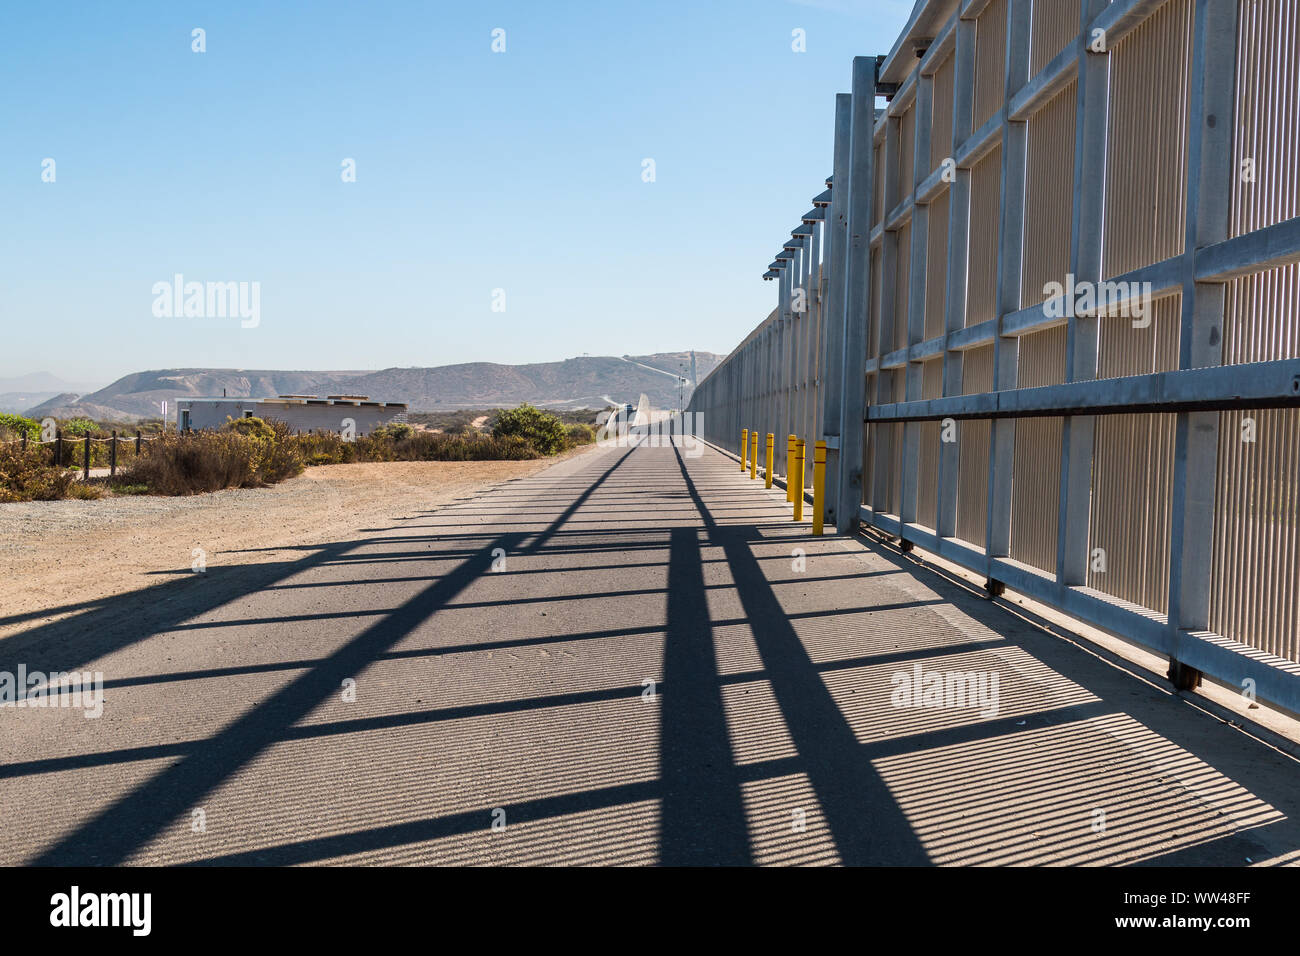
0,449 -> 595,639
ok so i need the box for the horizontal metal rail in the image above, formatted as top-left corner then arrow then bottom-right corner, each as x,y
868,359 -> 1300,422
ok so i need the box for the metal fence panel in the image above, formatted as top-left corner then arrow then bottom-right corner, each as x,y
688,0 -> 1300,715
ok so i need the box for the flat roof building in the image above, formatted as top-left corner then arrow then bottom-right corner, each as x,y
176,395 -> 408,436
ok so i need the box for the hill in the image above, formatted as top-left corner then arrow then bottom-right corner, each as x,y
340,353 -> 719,411
24,370 -> 369,422
20,353 -> 723,421
0,372 -> 105,415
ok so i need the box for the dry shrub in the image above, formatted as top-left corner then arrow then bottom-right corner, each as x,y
122,418 -> 535,495
297,429 -> 538,465
0,445 -> 102,502
121,430 -> 256,494
296,431 -> 358,466
384,431 -> 538,461
122,418 -> 304,495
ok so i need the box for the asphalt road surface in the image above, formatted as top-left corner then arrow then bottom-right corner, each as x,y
2,441 -> 1299,865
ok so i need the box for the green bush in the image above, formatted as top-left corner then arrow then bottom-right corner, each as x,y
221,415 -> 276,440
0,444 -> 101,501
372,422 -> 414,441
492,404 -> 568,456
60,418 -> 98,437
564,423 -> 596,448
0,414 -> 40,441
108,483 -> 149,496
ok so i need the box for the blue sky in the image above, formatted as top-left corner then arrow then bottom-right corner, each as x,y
1,0 -> 910,384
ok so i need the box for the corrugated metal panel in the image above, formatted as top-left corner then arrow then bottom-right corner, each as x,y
1087,296 -> 1182,614
1096,295 -> 1181,381
1212,408 -> 1300,663
916,358 -> 945,530
869,246 -> 883,359
873,141 -> 886,226
895,220 -> 913,351
1088,412 -> 1177,614
930,52 -> 956,174
878,369 -> 907,516
1232,0 -> 1300,237
1224,0 -> 1300,365
1104,0 -> 1193,278
925,190 -> 950,342
1016,325 -> 1067,389
865,372 -> 877,507
1010,326 -> 1067,574
1021,80 -> 1077,307
886,422 -> 904,515
1011,414 -> 1064,574
1030,0 -> 1081,78
967,143 -> 1002,326
956,344 -> 995,547
1223,267 -> 1300,365
973,0 -> 1007,130
1209,0 -> 1300,664
899,106 -> 917,194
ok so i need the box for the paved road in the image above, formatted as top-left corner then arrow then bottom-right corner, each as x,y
2,441 -> 1299,865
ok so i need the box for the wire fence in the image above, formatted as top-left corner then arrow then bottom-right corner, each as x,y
0,430 -> 163,479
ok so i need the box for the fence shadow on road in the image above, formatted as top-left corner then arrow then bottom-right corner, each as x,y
3,441 -> 1299,866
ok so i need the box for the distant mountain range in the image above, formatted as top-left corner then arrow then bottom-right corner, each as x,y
0,373 -> 107,415
17,353 -> 721,422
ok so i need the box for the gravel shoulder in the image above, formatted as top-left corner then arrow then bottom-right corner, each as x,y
0,448 -> 596,639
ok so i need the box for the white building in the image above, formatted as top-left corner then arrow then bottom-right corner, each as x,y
176,395 -> 408,436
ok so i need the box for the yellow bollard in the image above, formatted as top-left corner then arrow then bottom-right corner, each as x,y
813,440 -> 827,535
765,433 -> 774,489
786,435 -> 796,502
750,431 -> 758,479
792,440 -> 805,521
741,429 -> 748,472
